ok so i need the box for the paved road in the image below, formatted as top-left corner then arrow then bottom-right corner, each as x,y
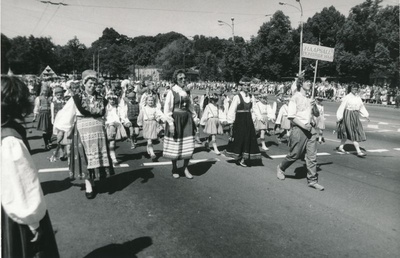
27,96 -> 400,257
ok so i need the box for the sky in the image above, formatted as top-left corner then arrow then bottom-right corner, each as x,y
1,0 -> 398,46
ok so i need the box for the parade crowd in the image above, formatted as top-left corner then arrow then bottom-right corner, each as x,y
2,68 -> 396,257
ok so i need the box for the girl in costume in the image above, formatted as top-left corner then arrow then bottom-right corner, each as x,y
200,93 -> 227,155
138,95 -> 171,160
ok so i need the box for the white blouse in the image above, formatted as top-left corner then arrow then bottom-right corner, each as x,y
105,104 -> 121,125
137,105 -> 170,126
1,136 -> 47,231
163,85 -> 198,124
336,93 -> 369,121
200,103 -> 227,125
227,92 -> 252,124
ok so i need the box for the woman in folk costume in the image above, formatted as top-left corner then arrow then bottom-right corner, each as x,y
53,70 -> 113,199
49,86 -> 68,162
163,69 -> 199,179
336,83 -> 370,157
33,87 -> 53,150
1,75 -> 59,258
224,83 -> 261,167
253,93 -> 276,151
200,93 -> 227,155
138,95 -> 172,161
105,91 -> 127,165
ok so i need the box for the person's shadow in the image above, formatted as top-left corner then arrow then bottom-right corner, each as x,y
96,168 -> 154,195
83,236 -> 152,258
41,177 -> 77,195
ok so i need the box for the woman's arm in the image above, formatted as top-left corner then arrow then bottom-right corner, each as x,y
1,137 -> 47,231
227,95 -> 240,124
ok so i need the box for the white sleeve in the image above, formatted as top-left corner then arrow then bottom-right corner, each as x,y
163,90 -> 174,121
227,95 -> 240,124
53,98 -> 76,135
1,137 -> 47,231
336,95 -> 348,121
200,105 -> 210,125
359,102 -> 369,118
33,97 -> 40,115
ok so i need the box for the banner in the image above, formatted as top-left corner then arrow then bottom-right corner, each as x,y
302,43 -> 335,62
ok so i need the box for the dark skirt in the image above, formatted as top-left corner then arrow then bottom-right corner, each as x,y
36,111 -> 52,133
1,208 -> 59,258
163,110 -> 195,160
224,112 -> 261,160
337,109 -> 366,142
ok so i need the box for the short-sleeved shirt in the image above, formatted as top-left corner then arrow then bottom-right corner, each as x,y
287,92 -> 312,125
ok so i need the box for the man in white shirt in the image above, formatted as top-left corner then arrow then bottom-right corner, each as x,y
276,77 -> 324,191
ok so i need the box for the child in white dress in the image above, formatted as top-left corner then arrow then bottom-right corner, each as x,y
253,94 -> 276,151
105,93 -> 127,165
138,95 -> 172,160
200,93 -> 227,155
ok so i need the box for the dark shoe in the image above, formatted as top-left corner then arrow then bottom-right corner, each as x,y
85,191 -> 95,199
357,152 -> 366,157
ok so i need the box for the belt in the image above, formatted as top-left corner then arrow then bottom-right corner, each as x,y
236,110 -> 250,113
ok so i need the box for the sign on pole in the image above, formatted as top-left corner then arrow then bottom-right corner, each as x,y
302,43 -> 335,62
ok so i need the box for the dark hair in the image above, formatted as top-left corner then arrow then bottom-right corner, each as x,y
348,83 -> 360,94
1,75 -> 32,123
172,69 -> 186,84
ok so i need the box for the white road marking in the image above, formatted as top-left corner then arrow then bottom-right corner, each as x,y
378,122 -> 389,125
394,148 -> 400,151
317,152 -> 331,156
270,153 -> 331,159
324,138 -> 341,143
142,158 -> 220,166
367,124 -> 379,129
398,128 -> 400,132
38,164 -> 129,173
365,129 -> 392,133
366,149 -> 389,153
269,154 -> 287,159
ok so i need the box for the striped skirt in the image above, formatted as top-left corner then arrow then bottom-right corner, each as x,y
163,110 -> 195,160
254,114 -> 269,131
337,109 -> 366,142
142,120 -> 159,140
71,117 -> 110,171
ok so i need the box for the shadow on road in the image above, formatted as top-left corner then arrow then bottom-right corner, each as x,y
41,177 -> 78,195
96,168 -> 154,195
83,236 -> 153,258
187,160 -> 216,177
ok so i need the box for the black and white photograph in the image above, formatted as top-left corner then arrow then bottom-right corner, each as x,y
1,0 -> 399,257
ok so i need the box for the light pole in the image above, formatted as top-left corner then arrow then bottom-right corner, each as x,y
97,47 -> 107,77
279,0 -> 303,75
218,17 -> 235,43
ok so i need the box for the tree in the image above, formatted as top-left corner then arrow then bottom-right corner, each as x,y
249,11 -> 296,80
336,0 -> 382,83
1,34 -> 11,73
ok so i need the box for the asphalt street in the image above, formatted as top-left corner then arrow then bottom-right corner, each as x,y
26,96 -> 400,258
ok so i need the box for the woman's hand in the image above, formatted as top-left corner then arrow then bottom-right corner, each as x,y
30,226 -> 43,243
169,124 -> 175,134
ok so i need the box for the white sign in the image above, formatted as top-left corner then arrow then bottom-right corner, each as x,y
302,43 -> 335,62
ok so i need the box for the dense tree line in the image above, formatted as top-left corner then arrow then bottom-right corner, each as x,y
1,0 -> 398,86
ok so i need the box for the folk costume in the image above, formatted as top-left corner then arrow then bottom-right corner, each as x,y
1,120 -> 59,258
224,91 -> 261,164
163,85 -> 198,160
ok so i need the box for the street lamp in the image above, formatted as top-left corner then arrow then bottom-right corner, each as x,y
279,0 -> 303,75
218,17 -> 235,43
97,47 -> 107,77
